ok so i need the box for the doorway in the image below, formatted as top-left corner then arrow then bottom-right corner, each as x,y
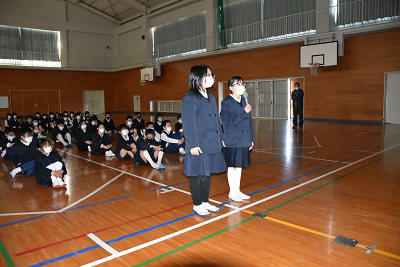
83,90 -> 105,120
384,72 -> 400,124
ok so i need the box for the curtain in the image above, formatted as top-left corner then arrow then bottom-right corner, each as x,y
153,12 -> 206,58
0,25 -> 60,62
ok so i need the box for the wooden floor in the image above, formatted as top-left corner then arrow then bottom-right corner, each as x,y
1,115 -> 400,267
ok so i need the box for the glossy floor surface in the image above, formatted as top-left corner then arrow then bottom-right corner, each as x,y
1,116 -> 400,267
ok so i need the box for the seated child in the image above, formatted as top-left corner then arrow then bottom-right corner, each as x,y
141,121 -> 161,142
40,114 -> 49,130
154,114 -> 163,135
84,111 -> 91,124
48,112 -> 56,129
114,125 -> 137,160
5,113 -> 12,129
133,129 -> 165,170
9,128 -> 37,179
103,112 -> 117,135
25,116 -> 34,129
34,138 -> 67,188
132,112 -> 145,132
88,116 -> 99,133
1,128 -> 16,160
92,123 -> 115,156
76,121 -> 93,152
131,127 -> 140,142
51,119 -> 72,147
175,114 -> 183,134
160,120 -> 185,155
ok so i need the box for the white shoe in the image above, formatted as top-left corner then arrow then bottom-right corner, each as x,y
193,205 -> 211,217
57,178 -> 66,188
108,151 -> 115,156
229,194 -> 243,202
179,147 -> 186,155
202,202 -> 221,212
238,192 -> 250,199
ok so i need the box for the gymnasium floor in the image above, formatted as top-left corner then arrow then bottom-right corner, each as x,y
1,116 -> 399,267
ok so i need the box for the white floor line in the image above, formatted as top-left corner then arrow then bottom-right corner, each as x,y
0,173 -> 125,217
254,146 -> 320,151
355,130 -> 374,136
314,136 -> 322,147
255,150 -> 350,164
87,233 -> 119,255
354,149 -> 376,153
81,142 -> 400,267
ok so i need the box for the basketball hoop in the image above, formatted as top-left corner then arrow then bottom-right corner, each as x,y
308,63 -> 320,75
140,80 -> 146,87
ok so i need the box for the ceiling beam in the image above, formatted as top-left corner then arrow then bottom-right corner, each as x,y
150,0 -> 181,12
67,0 -> 120,24
120,0 -> 150,15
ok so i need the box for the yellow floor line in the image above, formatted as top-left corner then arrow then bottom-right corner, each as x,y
242,209 -> 400,260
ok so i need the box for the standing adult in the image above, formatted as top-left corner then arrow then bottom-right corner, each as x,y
181,64 -> 226,217
291,82 -> 304,129
220,76 -> 255,202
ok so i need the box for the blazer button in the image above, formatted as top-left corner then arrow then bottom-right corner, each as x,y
247,130 -> 249,132
209,114 -> 211,117
241,130 -> 243,132
214,114 -> 216,116
216,131 -> 218,133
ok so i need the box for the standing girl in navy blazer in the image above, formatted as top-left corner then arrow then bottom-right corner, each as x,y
220,76 -> 255,202
181,64 -> 226,217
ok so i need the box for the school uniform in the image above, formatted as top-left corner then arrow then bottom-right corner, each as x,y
0,135 -> 15,160
71,118 -> 81,136
175,122 -> 183,133
160,130 -> 184,153
76,128 -> 92,151
10,137 -> 37,176
25,122 -> 34,129
10,119 -> 19,130
16,121 -> 24,129
220,95 -> 255,167
34,152 -> 67,187
84,116 -> 92,124
133,137 -> 161,165
141,129 -> 161,142
5,118 -> 12,129
154,121 -> 163,135
40,118 -> 49,129
51,126 -> 69,144
132,118 -> 145,132
114,134 -> 136,160
91,132 -> 112,155
103,118 -> 116,132
181,91 -> 226,177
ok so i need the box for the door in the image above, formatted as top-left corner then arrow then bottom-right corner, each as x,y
83,90 -> 105,118
273,80 -> 289,119
257,81 -> 272,118
133,95 -> 141,112
385,72 -> 400,124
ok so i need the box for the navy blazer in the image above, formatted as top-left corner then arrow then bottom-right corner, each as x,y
181,91 -> 223,154
34,151 -> 67,187
220,96 -> 255,147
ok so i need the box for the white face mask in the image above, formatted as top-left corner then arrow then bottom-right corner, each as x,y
34,129 -> 39,133
148,126 -> 154,130
76,115 -> 81,120
36,114 -> 40,118
44,146 -> 52,154
127,121 -> 133,126
158,118 -> 163,122
81,124 -> 87,130
99,128 -> 105,133
64,117 -> 68,121
50,115 -> 54,118
234,85 -> 246,96
33,122 -> 38,126
43,116 -> 46,119
24,136 -> 33,144
7,116 -> 11,119
91,121 -> 96,125
166,127 -> 172,132
205,76 -> 215,88
7,135 -> 15,141
122,129 -> 129,136
294,87 -> 299,90
59,126 -> 64,131
13,115 -> 17,119
178,119 -> 182,124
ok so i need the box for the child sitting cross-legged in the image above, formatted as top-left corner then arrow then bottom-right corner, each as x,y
34,138 -> 67,188
133,129 -> 165,170
114,125 -> 137,160
160,120 -> 185,155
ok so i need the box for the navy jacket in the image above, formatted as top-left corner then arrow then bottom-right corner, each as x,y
10,137 -> 37,167
51,126 -> 69,143
76,128 -> 92,151
34,151 -> 67,187
181,91 -> 223,154
92,132 -> 111,155
220,96 -> 255,147
103,118 -> 116,132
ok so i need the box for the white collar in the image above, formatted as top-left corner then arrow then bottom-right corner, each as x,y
122,135 -> 129,141
199,89 -> 208,99
21,140 -> 30,146
230,94 -> 241,103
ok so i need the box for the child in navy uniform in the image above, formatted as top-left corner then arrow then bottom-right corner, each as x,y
160,120 -> 185,155
9,128 -> 37,179
103,112 -> 117,135
1,128 -> 16,160
92,123 -> 115,156
134,129 -> 165,169
154,114 -> 163,135
132,112 -> 145,132
114,125 -> 137,160
175,114 -> 183,134
51,119 -> 72,147
76,121 -> 93,152
34,138 -> 67,188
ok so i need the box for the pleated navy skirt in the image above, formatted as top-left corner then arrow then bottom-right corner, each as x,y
182,152 -> 227,177
223,147 -> 251,168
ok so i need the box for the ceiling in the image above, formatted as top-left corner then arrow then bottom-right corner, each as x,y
67,0 -> 183,24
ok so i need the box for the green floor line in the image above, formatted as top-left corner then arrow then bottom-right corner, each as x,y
0,239 -> 16,267
133,149 -> 398,267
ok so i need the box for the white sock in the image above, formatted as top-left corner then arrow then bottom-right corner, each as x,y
157,151 -> 164,165
179,147 -> 185,154
235,168 -> 250,198
51,176 -> 59,187
10,167 -> 22,178
57,134 -> 67,146
57,178 -> 66,186
227,168 -> 237,197
66,133 -> 72,144
143,150 -> 157,168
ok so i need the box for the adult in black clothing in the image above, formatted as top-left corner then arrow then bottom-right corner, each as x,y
9,128 -> 37,179
91,123 -> 115,156
291,82 -> 305,129
76,121 -> 93,151
51,119 -> 72,147
154,113 -> 163,135
34,138 -> 67,188
103,112 -> 117,135
132,112 -> 145,132
114,125 -> 137,160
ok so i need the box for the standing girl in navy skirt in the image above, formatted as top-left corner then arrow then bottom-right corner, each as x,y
181,64 -> 227,217
220,76 -> 255,202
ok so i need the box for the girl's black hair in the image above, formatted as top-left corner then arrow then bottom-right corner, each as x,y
162,120 -> 171,128
145,129 -> 155,136
36,138 -> 49,149
177,114 -> 181,119
188,64 -> 214,98
118,125 -> 128,131
79,120 -> 86,126
18,128 -> 33,138
97,122 -> 104,128
155,113 -> 162,119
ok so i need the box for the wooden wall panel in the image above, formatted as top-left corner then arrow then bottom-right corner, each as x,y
48,91 -> 60,114
10,91 -> 24,115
